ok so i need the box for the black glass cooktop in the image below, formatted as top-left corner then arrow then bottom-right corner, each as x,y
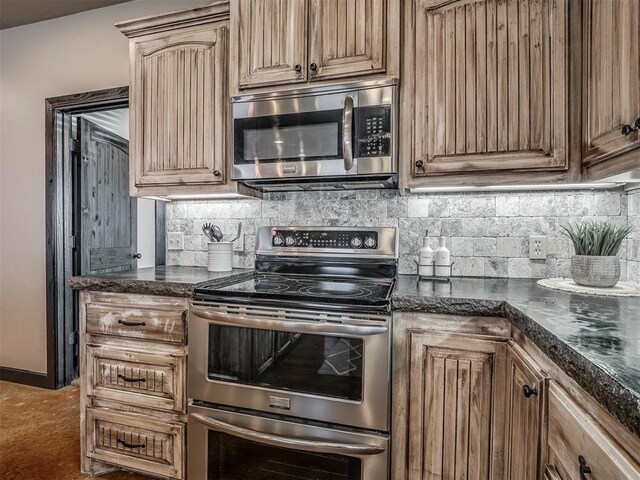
194,274 -> 395,312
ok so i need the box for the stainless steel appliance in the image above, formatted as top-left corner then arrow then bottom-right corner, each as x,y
188,226 -> 398,480
231,80 -> 398,191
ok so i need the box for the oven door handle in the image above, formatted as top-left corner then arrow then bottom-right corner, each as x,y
190,413 -> 385,456
343,95 -> 354,171
191,309 -> 387,336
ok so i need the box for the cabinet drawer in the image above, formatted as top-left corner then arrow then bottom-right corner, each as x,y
86,407 -> 184,479
85,301 -> 186,344
86,344 -> 185,413
547,383 -> 640,480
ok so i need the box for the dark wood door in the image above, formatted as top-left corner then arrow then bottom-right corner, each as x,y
78,118 -> 137,275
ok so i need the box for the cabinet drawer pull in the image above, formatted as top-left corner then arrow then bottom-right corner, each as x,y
578,455 -> 591,480
117,374 -> 146,383
118,319 -> 146,327
522,384 -> 537,397
117,438 -> 146,449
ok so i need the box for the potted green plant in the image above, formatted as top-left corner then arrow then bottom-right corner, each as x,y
560,221 -> 633,288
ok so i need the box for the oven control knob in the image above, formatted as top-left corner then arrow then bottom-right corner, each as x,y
285,236 -> 296,247
364,236 -> 377,249
273,235 -> 284,246
350,236 -> 363,248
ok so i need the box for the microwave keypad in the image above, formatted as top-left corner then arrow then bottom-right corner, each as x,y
357,106 -> 391,158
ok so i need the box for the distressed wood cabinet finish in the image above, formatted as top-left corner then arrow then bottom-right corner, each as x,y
308,0 -> 387,81
504,343 -> 546,480
85,301 -> 186,344
86,407 -> 184,480
392,313 -> 512,480
401,0 -> 574,187
231,0 -> 399,93
86,344 -> 186,413
117,2 -> 258,198
234,0 -> 308,89
582,0 -> 640,179
80,291 -> 188,479
407,332 -> 507,480
546,383 -> 640,480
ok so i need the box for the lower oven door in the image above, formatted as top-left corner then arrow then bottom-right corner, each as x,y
188,403 -> 389,480
189,303 -> 390,431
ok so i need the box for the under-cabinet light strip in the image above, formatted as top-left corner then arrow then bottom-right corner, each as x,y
409,183 -> 622,194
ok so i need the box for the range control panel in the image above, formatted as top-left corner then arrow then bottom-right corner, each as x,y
272,229 -> 378,249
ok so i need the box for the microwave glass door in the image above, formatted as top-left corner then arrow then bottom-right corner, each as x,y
234,110 -> 344,164
207,430 -> 362,480
208,324 -> 363,401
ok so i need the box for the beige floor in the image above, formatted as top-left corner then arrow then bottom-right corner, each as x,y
0,380 -> 149,480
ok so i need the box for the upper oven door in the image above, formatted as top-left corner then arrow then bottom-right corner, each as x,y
188,302 -> 390,432
232,81 -> 396,181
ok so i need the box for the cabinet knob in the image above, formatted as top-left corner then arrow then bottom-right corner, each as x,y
129,253 -> 141,259
415,159 -> 424,168
578,455 -> 592,480
294,64 -> 302,72
310,62 -> 318,71
522,384 -> 537,397
622,118 -> 640,136
213,169 -> 221,177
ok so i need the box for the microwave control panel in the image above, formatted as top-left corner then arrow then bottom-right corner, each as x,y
272,229 -> 378,249
356,105 -> 391,158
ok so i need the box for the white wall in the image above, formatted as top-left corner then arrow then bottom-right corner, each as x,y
0,0 -> 204,374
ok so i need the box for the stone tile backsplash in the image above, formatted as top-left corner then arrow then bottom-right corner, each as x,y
166,189 -> 639,279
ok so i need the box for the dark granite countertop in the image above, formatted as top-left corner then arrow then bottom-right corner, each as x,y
69,266 -> 254,297
393,275 -> 640,437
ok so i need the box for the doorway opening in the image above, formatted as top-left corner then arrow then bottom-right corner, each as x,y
44,87 -> 166,389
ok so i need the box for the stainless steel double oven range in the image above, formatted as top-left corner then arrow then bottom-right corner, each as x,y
188,226 -> 398,479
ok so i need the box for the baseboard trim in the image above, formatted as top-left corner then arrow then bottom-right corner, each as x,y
0,366 -> 54,389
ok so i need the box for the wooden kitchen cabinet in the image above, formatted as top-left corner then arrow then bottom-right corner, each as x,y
231,0 -> 399,93
582,0 -> 640,180
80,291 -> 189,479
401,0 -> 573,187
233,0 -> 308,89
546,382 -> 640,480
117,2 -> 258,198
504,343 -> 546,480
403,326 -> 509,480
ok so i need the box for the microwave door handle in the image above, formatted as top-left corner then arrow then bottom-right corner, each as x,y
191,309 -> 387,336
190,413 -> 385,456
343,95 -> 354,171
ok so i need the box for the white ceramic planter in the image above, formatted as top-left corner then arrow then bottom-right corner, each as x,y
570,255 -> 620,288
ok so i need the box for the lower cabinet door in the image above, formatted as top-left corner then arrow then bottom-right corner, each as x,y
546,382 -> 640,480
85,407 -> 185,479
504,343 -> 546,480
406,331 -> 507,480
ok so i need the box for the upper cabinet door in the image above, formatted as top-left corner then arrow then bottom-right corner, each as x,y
235,0 -> 308,89
131,26 -> 227,187
308,0 -> 386,81
412,0 -> 568,176
582,0 -> 640,170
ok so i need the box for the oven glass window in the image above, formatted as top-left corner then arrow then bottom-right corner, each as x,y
207,431 -> 362,480
208,326 -> 363,401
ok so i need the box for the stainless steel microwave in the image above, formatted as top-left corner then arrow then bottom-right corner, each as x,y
231,79 -> 398,191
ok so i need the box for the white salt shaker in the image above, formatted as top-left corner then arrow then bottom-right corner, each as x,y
434,236 -> 451,277
418,230 -> 434,277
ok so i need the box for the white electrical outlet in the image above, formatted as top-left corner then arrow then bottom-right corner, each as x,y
529,236 -> 547,259
167,232 -> 184,250
233,233 -> 245,252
